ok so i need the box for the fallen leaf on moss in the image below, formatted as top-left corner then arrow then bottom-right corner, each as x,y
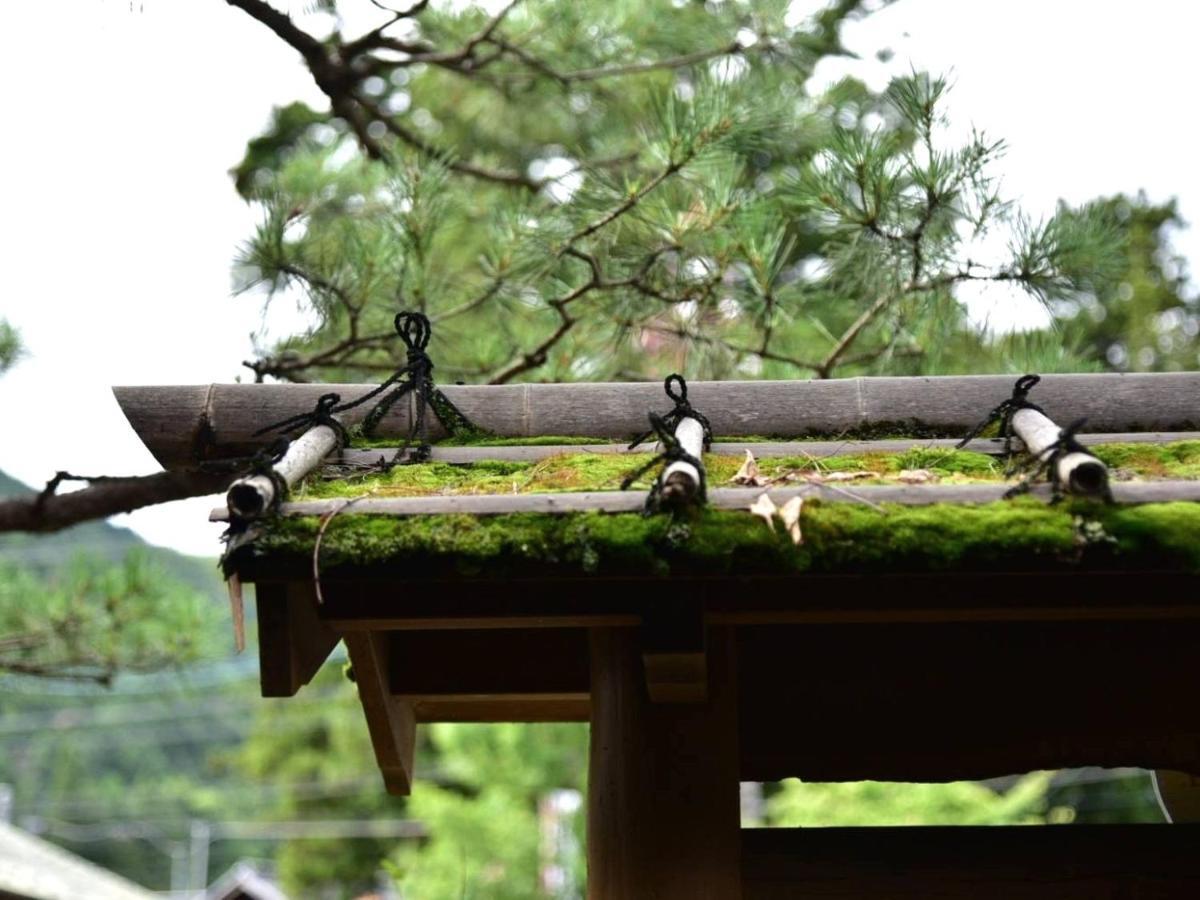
779,496 -> 804,545
749,492 -> 778,531
731,450 -> 766,486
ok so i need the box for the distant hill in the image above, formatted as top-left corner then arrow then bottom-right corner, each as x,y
0,470 -> 224,600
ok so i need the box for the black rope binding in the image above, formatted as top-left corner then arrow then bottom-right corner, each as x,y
956,373 -> 1044,455
621,413 -> 708,514
253,391 -> 350,448
324,311 -> 482,469
622,375 -> 711,514
1002,417 -> 1111,502
245,436 -> 294,514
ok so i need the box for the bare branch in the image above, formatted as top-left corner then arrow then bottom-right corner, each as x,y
0,470 -> 236,534
559,41 -> 742,83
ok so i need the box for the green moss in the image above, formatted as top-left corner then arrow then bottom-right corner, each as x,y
1090,441 -> 1200,478
301,443 -> 1198,500
245,499 -> 1200,578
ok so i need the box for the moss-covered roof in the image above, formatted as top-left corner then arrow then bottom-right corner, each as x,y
247,499 -> 1200,579
300,441 -> 1200,500
228,442 -> 1200,580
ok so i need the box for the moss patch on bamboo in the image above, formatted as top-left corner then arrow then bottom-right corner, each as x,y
244,499 -> 1200,579
303,443 -> 1193,500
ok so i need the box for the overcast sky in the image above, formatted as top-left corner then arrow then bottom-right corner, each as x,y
1,0 -> 1197,556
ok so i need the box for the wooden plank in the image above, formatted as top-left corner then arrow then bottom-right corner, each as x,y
742,825 -> 1200,899
588,627 -> 742,899
337,431 -> 1200,465
343,631 -> 417,796
115,374 -> 1200,467
212,479 -> 1200,522
255,581 -> 341,698
737,620 -> 1200,782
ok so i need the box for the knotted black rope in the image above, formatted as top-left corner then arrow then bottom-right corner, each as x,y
324,311 -> 481,468
621,375 -> 712,514
628,374 -> 713,451
253,391 -> 350,448
621,412 -> 708,514
956,373 -> 1044,454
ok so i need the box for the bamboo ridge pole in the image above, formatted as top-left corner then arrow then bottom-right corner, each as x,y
226,424 -> 340,519
114,373 -> 1200,468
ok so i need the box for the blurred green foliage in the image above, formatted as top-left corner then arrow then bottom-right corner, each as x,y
0,319 -> 21,375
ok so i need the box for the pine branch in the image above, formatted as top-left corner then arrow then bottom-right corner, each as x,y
0,470 -> 235,534
816,291 -> 894,378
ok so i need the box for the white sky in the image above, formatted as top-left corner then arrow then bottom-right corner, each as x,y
0,0 -> 1197,556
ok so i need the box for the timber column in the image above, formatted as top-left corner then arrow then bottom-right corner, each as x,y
587,626 -> 741,899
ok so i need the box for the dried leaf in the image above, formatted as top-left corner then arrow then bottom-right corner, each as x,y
898,468 -> 937,484
779,496 -> 804,545
731,449 -> 766,486
748,492 -> 778,532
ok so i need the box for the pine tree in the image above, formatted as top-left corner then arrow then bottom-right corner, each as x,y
228,0 -> 1118,385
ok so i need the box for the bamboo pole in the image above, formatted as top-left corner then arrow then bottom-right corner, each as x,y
1010,408 -> 1109,497
209,479 -> 1200,522
113,373 -> 1200,468
226,424 -> 340,519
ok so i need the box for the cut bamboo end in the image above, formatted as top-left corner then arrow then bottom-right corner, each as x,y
660,416 -> 707,506
1011,408 -> 1110,499
226,423 -> 341,521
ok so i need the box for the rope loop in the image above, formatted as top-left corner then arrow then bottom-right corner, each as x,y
957,372 -> 1045,452
252,391 -> 349,448
664,373 -> 688,405
395,310 -> 432,355
629,373 -> 713,451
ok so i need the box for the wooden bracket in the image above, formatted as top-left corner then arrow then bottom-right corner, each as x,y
256,581 -> 341,698
641,598 -> 708,703
344,632 -> 417,796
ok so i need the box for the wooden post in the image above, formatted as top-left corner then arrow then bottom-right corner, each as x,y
587,627 -> 741,899
226,423 -> 339,519
660,415 -> 707,504
1010,407 -> 1109,496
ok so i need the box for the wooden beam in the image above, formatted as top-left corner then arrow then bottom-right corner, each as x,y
737,620 -> 1200,782
588,627 -> 741,899
255,581 -> 341,697
741,825 -> 1200,899
343,631 -> 417,796
338,431 -> 1200,465
213,479 -> 1200,522
254,572 -> 1200,635
115,374 -> 1200,467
